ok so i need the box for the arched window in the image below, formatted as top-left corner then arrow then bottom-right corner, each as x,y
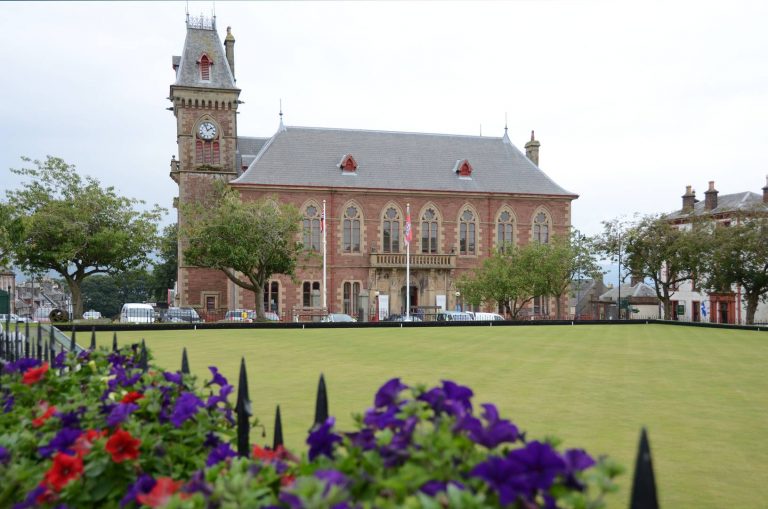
459,208 -> 476,255
200,54 -> 211,81
343,205 -> 361,253
343,282 -> 361,317
303,205 -> 321,251
303,281 -> 321,307
533,211 -> 550,244
421,208 -> 439,254
497,210 -> 515,252
382,207 -> 401,253
263,281 -> 279,314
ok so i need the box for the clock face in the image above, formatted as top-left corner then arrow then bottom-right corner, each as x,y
198,122 -> 217,140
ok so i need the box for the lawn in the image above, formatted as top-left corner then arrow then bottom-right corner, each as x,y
72,324 -> 767,508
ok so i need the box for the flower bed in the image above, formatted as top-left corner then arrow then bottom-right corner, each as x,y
0,346 -> 621,508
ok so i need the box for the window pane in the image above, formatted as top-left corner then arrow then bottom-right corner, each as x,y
352,220 -> 360,252
383,222 -> 391,252
392,223 -> 399,252
460,223 -> 467,254
343,220 -> 351,251
430,223 -> 438,253
469,223 -> 475,253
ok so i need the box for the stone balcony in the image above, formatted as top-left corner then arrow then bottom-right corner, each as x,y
369,252 -> 456,269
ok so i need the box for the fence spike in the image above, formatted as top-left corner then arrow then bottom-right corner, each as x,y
24,321 -> 30,358
36,322 -> 42,360
234,357 -> 252,457
181,347 -> 190,374
138,339 -> 148,372
313,374 -> 329,429
629,427 -> 660,509
112,332 -> 118,352
90,327 -> 96,350
70,326 -> 76,352
273,405 -> 284,449
14,321 -> 20,361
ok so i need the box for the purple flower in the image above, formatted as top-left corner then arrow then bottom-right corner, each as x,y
207,366 -> 229,387
3,394 -> 14,413
120,474 -> 156,508
206,442 -> 236,467
39,428 -> 82,458
380,416 -> 418,467
564,448 -> 595,472
57,407 -> 86,428
183,470 -> 213,497
204,432 -> 221,448
363,405 -> 403,430
206,384 -> 234,408
279,492 -> 304,509
418,380 -> 473,417
13,486 -> 46,509
307,417 -> 342,461
470,455 -> 527,506
163,371 -> 183,385
374,378 -> 408,408
507,441 -> 567,492
170,392 -> 204,428
456,403 -> 519,449
52,350 -> 68,369
346,429 -> 376,451
106,403 -> 139,427
0,445 -> 10,465
315,469 -> 348,496
420,480 -> 465,496
2,358 -> 41,374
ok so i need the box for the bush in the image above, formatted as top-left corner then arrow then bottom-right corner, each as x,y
0,346 -> 621,508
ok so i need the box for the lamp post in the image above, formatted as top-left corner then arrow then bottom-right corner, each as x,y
373,290 -> 380,322
455,291 -> 461,312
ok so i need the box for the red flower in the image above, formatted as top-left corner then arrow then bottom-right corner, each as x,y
23,362 -> 49,385
121,391 -> 144,404
105,428 -> 141,463
44,452 -> 83,491
280,474 -> 296,487
73,429 -> 105,457
252,445 -> 279,462
32,402 -> 57,428
136,477 -> 184,508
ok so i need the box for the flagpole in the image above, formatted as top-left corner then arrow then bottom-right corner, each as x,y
406,203 -> 410,320
322,200 -> 327,311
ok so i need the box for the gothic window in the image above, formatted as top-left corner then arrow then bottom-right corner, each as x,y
343,282 -> 361,317
497,210 -> 515,252
421,208 -> 439,254
382,207 -> 401,253
533,296 -> 549,316
302,281 -> 321,307
263,281 -> 279,314
459,208 -> 476,255
196,139 -> 220,165
200,54 -> 211,81
343,205 -> 361,253
303,205 -> 321,251
533,211 -> 550,244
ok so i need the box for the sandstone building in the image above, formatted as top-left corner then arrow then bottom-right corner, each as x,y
169,16 -> 576,320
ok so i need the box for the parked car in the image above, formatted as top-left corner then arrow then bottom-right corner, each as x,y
222,309 -> 254,322
162,307 -> 201,323
120,303 -> 155,324
262,311 -> 280,321
0,313 -> 31,323
323,313 -> 357,323
436,311 -> 474,321
383,314 -> 422,322
82,310 -> 103,320
472,312 -> 505,321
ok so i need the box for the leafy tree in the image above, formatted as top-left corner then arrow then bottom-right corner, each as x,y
539,231 -> 603,319
3,156 -> 164,318
182,185 -> 302,320
0,202 -> 23,268
81,269 -> 155,319
622,214 -> 706,319
700,215 -> 768,325
458,242 -> 550,319
150,223 -> 178,301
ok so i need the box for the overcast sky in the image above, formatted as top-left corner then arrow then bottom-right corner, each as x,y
2,1 -> 767,239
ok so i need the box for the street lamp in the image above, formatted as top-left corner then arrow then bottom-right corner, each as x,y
455,291 -> 461,312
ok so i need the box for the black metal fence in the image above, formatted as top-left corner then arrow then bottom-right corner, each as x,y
0,321 -> 661,507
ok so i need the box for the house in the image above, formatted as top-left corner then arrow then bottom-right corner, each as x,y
595,282 -> 660,320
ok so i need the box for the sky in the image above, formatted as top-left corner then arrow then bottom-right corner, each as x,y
2,1 -> 767,241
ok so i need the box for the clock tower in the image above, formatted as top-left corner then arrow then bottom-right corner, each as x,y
168,14 -> 241,311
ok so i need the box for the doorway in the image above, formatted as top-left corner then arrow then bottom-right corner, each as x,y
400,285 -> 418,314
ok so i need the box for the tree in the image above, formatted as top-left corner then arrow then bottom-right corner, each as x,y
150,223 -> 178,302
701,215 -> 768,325
458,242 -> 550,319
0,202 -> 23,268
622,214 -> 706,319
182,185 -> 302,320
81,269 -> 154,319
539,231 -> 603,319
3,156 -> 164,318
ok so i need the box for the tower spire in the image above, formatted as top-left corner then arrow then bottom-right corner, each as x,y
278,99 -> 286,132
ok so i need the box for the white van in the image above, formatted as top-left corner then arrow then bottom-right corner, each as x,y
436,311 -> 474,321
473,312 -> 505,321
120,303 -> 155,324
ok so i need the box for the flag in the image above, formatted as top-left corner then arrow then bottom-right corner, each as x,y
404,212 -> 412,246
701,301 -> 707,317
320,206 -> 325,233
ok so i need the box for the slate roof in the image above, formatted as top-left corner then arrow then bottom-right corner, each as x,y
174,25 -> 236,90
599,283 -> 657,302
232,126 -> 575,196
667,191 -> 767,219
236,136 -> 269,175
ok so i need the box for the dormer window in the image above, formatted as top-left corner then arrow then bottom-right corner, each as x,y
339,154 -> 358,173
199,54 -> 212,81
454,159 -> 473,177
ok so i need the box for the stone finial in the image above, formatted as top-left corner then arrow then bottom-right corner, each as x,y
704,180 -> 718,211
762,175 -> 768,204
224,26 -> 236,79
682,185 -> 696,213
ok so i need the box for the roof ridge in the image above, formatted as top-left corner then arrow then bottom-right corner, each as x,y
283,125 -> 504,140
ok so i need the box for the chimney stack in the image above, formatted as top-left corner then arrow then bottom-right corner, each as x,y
704,181 -> 718,210
524,130 -> 540,166
682,185 -> 696,213
763,175 -> 768,204
224,26 -> 236,80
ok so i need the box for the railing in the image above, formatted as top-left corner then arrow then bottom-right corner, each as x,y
369,252 -> 456,268
0,319 -> 85,364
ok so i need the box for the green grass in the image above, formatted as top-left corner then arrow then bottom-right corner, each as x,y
72,324 -> 768,508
